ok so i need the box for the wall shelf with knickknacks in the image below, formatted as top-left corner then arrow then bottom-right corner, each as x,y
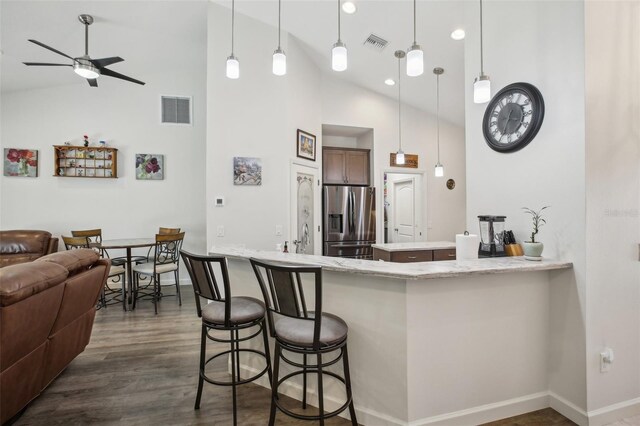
53,146 -> 118,178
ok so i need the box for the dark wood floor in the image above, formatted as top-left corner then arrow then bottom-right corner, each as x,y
16,289 -> 575,425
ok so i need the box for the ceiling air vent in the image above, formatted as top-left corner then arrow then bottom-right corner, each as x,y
363,34 -> 388,52
161,95 -> 192,125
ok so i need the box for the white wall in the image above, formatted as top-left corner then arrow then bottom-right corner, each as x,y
0,2 -> 208,269
584,0 -> 640,419
207,3 -> 322,252
463,0 -> 588,417
320,77 -> 467,243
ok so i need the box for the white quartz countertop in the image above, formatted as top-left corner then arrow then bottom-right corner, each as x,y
209,246 -> 573,281
371,241 -> 456,252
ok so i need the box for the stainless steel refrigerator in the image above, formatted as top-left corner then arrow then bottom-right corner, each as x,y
323,186 -> 376,259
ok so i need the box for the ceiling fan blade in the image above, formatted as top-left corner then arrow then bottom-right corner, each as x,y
28,39 -> 75,61
101,67 -> 145,85
88,78 -> 98,87
23,62 -> 72,66
90,56 -> 124,68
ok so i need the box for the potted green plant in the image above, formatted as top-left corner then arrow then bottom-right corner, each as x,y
522,206 -> 549,259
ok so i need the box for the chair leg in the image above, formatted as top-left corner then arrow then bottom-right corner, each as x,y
343,344 -> 358,425
195,324 -> 206,410
132,273 -> 138,310
154,274 -> 159,315
175,269 -> 182,306
260,320 -> 273,387
269,342 -> 280,426
302,353 -> 308,409
317,352 -> 325,426
230,329 -> 238,426
121,273 -> 127,311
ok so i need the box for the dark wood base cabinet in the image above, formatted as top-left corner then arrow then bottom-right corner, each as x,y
373,248 -> 456,263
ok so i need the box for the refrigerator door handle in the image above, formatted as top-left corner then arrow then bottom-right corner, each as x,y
349,191 -> 355,235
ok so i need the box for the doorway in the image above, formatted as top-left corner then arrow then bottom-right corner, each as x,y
290,162 -> 321,255
384,172 -> 425,243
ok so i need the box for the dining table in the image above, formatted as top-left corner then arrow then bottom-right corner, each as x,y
98,238 -> 155,310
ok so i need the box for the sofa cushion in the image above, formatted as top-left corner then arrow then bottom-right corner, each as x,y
0,262 -> 68,307
35,249 -> 99,276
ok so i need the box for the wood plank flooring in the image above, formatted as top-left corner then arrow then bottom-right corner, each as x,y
15,289 -> 575,426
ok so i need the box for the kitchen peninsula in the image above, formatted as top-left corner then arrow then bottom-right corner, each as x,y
372,241 -> 457,262
209,246 -> 573,426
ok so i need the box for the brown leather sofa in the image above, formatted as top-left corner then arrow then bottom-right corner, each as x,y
0,249 -> 109,424
0,230 -> 59,268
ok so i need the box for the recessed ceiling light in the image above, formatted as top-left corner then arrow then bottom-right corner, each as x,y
451,29 -> 465,40
385,78 -> 396,86
342,1 -> 357,14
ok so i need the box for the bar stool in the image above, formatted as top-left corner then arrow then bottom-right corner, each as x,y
250,258 -> 358,426
180,250 -> 272,426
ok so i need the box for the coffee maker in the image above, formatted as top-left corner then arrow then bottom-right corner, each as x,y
478,215 -> 507,257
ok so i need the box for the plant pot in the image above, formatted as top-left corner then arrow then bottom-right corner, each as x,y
522,242 -> 544,258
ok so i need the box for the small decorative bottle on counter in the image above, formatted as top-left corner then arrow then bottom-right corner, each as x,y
283,241 -> 289,253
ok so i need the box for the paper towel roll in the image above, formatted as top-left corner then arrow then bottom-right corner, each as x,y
456,233 -> 479,260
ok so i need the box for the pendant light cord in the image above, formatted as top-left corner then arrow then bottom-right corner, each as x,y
479,0 -> 484,74
436,73 -> 441,162
278,0 -> 281,49
231,0 -> 235,55
398,57 -> 402,151
413,0 -> 417,45
337,0 -> 341,42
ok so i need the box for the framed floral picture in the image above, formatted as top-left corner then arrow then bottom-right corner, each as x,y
136,154 -> 164,180
296,129 -> 316,161
4,149 -> 38,177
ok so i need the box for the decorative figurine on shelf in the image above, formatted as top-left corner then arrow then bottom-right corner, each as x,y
64,141 -> 71,146
58,168 -> 65,176
99,140 -> 106,148
83,134 -> 89,147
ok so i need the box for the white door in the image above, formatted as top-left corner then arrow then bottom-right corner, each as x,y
290,163 -> 321,255
391,178 -> 417,243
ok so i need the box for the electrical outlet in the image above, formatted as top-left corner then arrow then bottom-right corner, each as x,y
600,348 -> 614,373
217,226 -> 225,237
275,225 -> 283,236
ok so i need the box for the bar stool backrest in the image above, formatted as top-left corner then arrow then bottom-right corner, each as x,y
250,259 -> 323,350
180,250 -> 232,325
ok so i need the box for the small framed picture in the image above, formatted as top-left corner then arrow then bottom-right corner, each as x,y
4,149 -> 38,177
296,129 -> 316,161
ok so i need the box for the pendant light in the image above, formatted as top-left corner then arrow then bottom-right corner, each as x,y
434,67 -> 444,177
226,0 -> 239,79
272,0 -> 286,76
332,0 -> 347,72
473,0 -> 490,103
395,50 -> 406,165
406,0 -> 424,77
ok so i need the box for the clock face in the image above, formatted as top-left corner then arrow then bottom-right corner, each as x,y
483,82 -> 545,153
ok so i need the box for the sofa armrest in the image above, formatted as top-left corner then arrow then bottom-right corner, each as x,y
47,237 -> 59,254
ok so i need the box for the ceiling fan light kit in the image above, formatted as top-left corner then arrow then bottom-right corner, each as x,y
23,14 -> 145,87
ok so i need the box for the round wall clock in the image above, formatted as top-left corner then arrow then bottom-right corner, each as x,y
482,82 -> 545,153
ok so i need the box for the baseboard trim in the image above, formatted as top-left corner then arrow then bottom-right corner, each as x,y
409,391 -> 549,426
549,392 -> 588,426
587,397 -> 640,426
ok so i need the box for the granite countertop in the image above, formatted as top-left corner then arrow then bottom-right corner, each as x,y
371,241 -> 456,252
209,246 -> 573,281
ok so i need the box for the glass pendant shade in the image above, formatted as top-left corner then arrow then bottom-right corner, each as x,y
226,56 -> 239,79
406,44 -> 424,77
435,163 -> 444,177
473,75 -> 491,103
332,42 -> 348,72
272,50 -> 286,76
396,150 -> 406,165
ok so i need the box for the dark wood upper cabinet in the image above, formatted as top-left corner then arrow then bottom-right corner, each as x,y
323,147 -> 370,186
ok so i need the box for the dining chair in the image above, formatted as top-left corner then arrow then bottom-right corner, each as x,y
142,227 -> 181,262
132,232 -> 185,314
62,235 -> 127,310
71,228 -> 137,266
250,258 -> 358,426
180,250 -> 272,426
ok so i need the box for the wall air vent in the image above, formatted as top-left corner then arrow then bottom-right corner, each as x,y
363,34 -> 388,52
161,95 -> 192,125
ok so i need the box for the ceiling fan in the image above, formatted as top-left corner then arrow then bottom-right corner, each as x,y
23,14 -> 145,87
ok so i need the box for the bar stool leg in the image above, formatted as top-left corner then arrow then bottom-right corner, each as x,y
260,320 -> 273,387
195,324 -> 206,409
269,342 -> 281,426
302,353 -> 308,409
230,329 -> 238,426
317,352 -> 325,426
343,344 -> 358,425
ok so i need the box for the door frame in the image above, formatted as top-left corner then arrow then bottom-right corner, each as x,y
290,160 -> 322,255
388,176 -> 417,243
380,168 -> 427,243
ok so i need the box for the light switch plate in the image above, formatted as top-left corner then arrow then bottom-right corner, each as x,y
217,226 -> 225,237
